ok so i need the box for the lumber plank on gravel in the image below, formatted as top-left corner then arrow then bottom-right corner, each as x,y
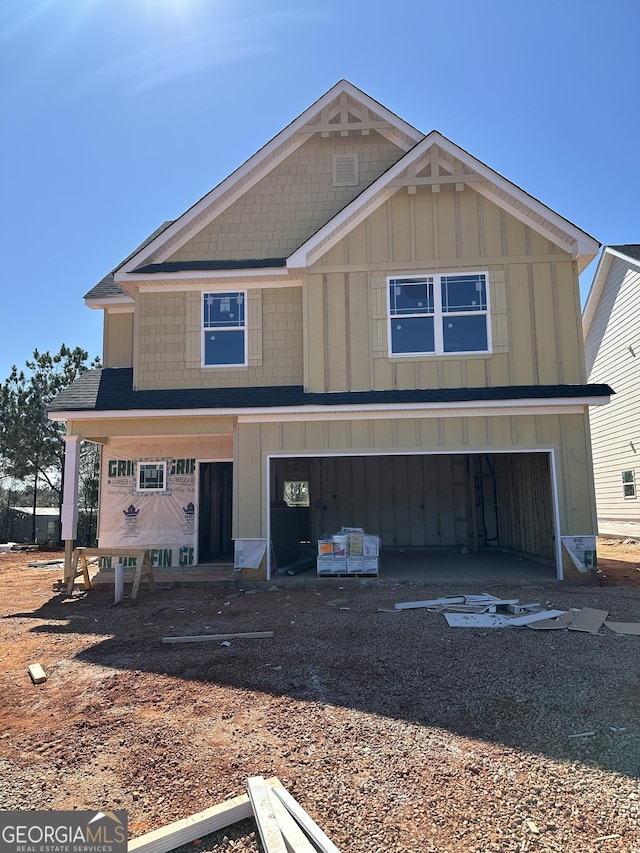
269,780 -> 341,853
247,776 -> 287,853
127,777 -> 279,853
269,795 -> 317,853
161,631 -> 274,644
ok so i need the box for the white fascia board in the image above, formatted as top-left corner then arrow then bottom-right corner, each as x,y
47,395 -> 607,424
582,248 -> 613,339
84,295 -> 134,312
583,246 -> 640,339
288,131 -> 600,270
116,82 -> 423,275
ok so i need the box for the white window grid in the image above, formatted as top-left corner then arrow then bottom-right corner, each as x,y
387,272 -> 491,357
135,460 -> 169,494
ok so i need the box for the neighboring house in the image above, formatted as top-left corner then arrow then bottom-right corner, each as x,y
49,80 -> 611,580
583,245 -> 640,537
12,507 -> 59,543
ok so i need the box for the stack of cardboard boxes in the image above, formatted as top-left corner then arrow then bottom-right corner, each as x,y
317,528 -> 380,576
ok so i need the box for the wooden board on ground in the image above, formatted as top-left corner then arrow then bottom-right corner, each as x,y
270,780 -> 341,853
246,776 -> 287,853
161,632 -> 274,644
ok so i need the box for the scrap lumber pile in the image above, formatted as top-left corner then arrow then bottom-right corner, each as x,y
392,593 -> 640,634
128,776 -> 340,853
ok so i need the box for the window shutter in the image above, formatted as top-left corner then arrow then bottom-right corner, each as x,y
490,275 -> 509,352
186,291 -> 201,368
247,290 -> 262,364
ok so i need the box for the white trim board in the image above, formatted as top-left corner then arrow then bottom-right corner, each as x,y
49,396 -> 607,424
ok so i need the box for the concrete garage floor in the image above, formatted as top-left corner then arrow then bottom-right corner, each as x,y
89,547 -> 559,592
271,547 -> 559,588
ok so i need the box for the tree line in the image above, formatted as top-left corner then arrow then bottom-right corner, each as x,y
0,344 -> 100,546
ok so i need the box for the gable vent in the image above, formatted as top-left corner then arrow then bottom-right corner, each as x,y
332,153 -> 359,187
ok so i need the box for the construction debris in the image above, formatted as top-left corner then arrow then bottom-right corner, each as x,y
27,663 -> 47,684
393,593 -> 639,634
161,631 -> 274,644
127,776 -> 340,853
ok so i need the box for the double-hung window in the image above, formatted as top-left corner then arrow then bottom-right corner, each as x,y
622,470 -> 637,499
388,273 -> 490,356
203,291 -> 246,366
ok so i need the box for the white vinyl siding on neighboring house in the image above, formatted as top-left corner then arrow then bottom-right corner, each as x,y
586,255 -> 640,529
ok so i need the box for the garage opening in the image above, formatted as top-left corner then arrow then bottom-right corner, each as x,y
268,452 -> 556,575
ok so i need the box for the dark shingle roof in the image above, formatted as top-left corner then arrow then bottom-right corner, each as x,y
84,221 -> 175,300
133,258 -> 287,274
48,368 -> 613,414
610,244 -> 640,263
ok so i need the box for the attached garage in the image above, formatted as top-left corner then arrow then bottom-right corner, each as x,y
269,450 -> 556,573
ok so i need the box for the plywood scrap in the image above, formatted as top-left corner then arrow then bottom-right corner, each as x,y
270,780 -> 341,853
28,663 -> 47,684
567,608 -> 608,634
604,621 -> 640,635
161,631 -> 274,644
247,776 -> 287,853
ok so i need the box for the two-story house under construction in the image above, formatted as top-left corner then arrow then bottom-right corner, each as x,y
49,80 -> 611,582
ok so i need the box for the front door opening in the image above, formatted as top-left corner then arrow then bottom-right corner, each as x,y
198,462 -> 233,562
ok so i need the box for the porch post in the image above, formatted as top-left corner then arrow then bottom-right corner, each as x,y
62,435 -> 81,583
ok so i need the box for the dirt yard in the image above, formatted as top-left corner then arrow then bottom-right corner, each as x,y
1,541 -> 639,852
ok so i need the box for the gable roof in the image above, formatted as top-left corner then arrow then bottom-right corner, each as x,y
99,80 -> 599,296
113,80 -> 422,281
287,130 -> 599,272
582,244 -> 640,338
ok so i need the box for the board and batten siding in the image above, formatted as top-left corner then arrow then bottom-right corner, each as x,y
303,185 -> 585,393
235,411 -> 595,556
586,257 -> 640,526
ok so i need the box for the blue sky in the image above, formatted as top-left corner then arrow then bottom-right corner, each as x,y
1,0 -> 638,380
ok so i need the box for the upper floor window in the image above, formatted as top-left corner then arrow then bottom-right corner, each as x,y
622,469 -> 637,499
203,291 -> 246,366
388,273 -> 490,357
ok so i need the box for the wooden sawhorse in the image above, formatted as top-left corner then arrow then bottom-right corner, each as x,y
67,547 -> 156,598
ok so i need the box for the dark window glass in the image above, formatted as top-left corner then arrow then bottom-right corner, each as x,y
391,316 -> 435,354
442,315 -> 488,352
203,292 -> 245,328
390,279 -> 433,316
441,275 -> 487,313
204,330 -> 245,365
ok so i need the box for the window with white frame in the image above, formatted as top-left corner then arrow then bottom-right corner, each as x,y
622,469 -> 637,499
136,461 -> 167,493
388,273 -> 490,356
203,291 -> 246,366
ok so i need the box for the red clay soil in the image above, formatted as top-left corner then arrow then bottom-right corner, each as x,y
1,541 -> 639,852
